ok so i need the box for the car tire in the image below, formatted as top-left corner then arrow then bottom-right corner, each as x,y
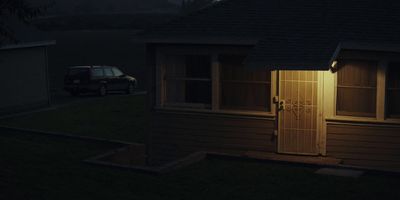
126,82 -> 135,94
98,84 -> 107,96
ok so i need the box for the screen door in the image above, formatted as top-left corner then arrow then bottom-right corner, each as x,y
278,70 -> 319,155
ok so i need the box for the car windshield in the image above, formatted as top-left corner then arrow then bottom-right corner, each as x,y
68,68 -> 89,78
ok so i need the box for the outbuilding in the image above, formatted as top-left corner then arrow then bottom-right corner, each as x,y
0,41 -> 55,115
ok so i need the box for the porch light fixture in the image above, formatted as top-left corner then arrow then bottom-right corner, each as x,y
330,60 -> 338,72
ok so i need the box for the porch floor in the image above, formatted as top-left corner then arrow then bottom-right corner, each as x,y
243,151 -> 342,166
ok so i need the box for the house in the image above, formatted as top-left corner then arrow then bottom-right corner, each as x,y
143,0 -> 400,171
0,41 -> 55,115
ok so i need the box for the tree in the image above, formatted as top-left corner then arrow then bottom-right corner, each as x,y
0,0 -> 50,44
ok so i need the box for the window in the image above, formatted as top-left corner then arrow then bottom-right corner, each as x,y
161,53 -> 273,114
336,60 -> 377,117
68,68 -> 89,78
164,55 -> 212,108
112,67 -> 124,77
104,67 -> 114,77
91,68 -> 104,77
219,55 -> 271,111
386,63 -> 400,118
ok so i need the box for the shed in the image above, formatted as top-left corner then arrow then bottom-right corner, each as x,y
0,41 -> 55,115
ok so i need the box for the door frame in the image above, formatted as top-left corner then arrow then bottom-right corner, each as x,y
276,70 -> 325,155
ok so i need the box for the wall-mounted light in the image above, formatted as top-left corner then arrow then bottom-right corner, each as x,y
330,60 -> 338,72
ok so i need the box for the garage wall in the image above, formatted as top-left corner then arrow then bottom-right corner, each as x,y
0,46 -> 49,114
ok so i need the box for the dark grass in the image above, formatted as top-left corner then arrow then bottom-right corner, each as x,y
1,94 -> 399,199
0,129 -> 399,200
0,94 -> 148,143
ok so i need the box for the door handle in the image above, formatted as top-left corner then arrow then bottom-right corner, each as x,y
278,100 -> 286,111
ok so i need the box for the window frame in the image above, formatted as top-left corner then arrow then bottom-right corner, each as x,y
163,54 -> 213,109
333,59 -> 388,121
155,47 -> 276,117
335,59 -> 379,118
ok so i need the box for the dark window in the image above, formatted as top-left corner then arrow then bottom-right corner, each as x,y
219,55 -> 271,111
91,68 -> 104,77
104,67 -> 114,77
68,68 -> 89,78
336,60 -> 377,117
112,67 -> 124,77
386,63 -> 400,118
164,55 -> 211,108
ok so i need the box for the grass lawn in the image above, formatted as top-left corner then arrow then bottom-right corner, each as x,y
0,94 -> 147,143
0,130 -> 399,200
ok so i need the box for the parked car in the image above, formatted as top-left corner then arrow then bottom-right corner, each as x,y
64,66 -> 137,96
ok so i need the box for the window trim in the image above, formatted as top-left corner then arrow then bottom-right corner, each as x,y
154,105 -> 276,118
156,49 -> 276,116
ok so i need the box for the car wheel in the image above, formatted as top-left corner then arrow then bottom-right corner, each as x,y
98,85 -> 107,96
126,83 -> 135,94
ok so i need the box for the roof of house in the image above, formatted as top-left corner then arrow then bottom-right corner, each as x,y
144,0 -> 400,69
0,40 -> 56,51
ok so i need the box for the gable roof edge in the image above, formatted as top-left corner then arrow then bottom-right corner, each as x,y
0,40 -> 56,51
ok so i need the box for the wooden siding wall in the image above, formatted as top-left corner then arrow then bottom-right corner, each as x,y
149,111 -> 276,165
327,123 -> 400,170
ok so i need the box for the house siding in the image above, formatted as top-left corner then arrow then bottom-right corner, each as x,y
326,123 -> 400,170
149,111 -> 276,165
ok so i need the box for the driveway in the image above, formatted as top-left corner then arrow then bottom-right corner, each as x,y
50,91 -> 147,107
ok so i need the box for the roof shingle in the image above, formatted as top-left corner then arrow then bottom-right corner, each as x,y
145,0 -> 400,69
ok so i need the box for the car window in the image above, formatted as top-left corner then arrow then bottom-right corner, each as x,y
91,68 -> 104,77
112,67 -> 124,77
104,67 -> 114,77
68,68 -> 89,78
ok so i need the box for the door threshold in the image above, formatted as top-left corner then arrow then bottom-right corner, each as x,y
244,151 -> 342,166
277,151 -> 319,156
